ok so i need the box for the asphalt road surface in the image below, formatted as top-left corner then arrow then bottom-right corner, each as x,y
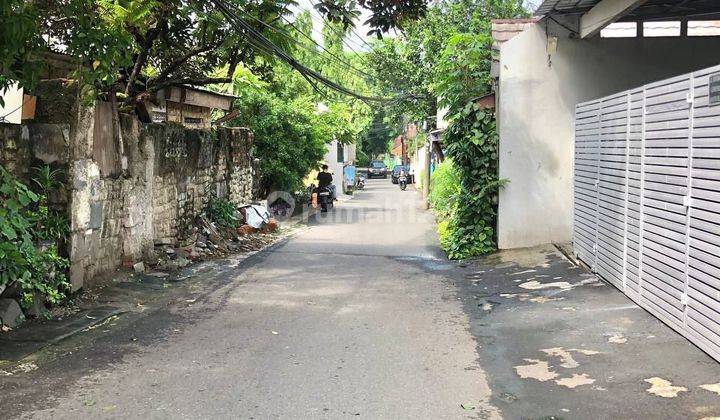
14,179 -> 498,419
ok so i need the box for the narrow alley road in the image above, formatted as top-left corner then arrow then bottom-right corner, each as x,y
8,179 -> 500,419
6,179 -> 720,419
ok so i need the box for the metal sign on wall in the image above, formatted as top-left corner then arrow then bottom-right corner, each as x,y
574,64 -> 720,362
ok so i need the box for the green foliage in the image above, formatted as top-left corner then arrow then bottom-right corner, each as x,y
355,147 -> 370,167
315,0 -> 426,38
0,166 -> 70,306
207,197 -> 237,228
0,1 -> 45,104
428,159 -> 461,216
436,219 -> 452,253
368,0 -> 528,128
367,0 -> 525,259
3,0 -> 299,103
432,33 -> 492,111
438,103 -> 504,259
360,110 -> 396,159
228,14 -> 374,196
231,88 -> 328,196
29,165 -> 70,241
31,165 -> 64,193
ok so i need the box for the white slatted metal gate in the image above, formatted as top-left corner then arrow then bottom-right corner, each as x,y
574,64 -> 720,362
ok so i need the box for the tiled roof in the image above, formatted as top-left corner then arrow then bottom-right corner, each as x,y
491,19 -> 539,52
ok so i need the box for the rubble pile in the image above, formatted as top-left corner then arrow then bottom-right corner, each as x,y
146,215 -> 279,273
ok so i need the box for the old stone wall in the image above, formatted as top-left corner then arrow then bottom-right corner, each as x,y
0,121 -> 71,216
1,87 -> 253,291
147,123 -> 254,245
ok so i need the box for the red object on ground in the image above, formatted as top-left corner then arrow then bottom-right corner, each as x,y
237,225 -> 256,235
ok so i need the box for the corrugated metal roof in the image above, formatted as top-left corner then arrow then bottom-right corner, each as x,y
536,0 -> 720,21
535,0 -> 598,15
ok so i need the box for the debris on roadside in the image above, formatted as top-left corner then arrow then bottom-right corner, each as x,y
148,213 -> 280,273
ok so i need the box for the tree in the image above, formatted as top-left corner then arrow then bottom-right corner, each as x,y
1,0 -> 435,106
315,0 -> 427,38
0,1 -> 45,105
227,12 -> 374,195
231,87 -> 328,195
360,110 -> 395,158
2,0 -> 298,104
367,0 -> 528,127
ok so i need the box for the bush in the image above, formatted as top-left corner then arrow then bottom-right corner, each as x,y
231,89 -> 328,196
437,219 -> 451,251
433,105 -> 506,260
207,197 -> 237,228
0,166 -> 70,306
428,159 -> 460,217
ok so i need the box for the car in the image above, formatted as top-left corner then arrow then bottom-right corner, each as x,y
367,161 -> 388,179
391,165 -> 414,184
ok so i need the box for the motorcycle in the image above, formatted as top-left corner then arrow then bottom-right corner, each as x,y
398,172 -> 408,191
356,174 -> 366,190
316,185 -> 334,212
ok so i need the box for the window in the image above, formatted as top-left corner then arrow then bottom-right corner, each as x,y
688,21 -> 720,37
643,21 -> 680,37
601,22 -> 637,38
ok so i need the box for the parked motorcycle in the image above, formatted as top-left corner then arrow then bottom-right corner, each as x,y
356,174 -> 366,190
398,171 -> 408,191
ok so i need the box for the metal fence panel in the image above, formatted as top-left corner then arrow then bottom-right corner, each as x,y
574,100 -> 601,268
573,64 -> 720,362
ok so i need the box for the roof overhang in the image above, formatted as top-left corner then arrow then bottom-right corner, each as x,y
154,85 -> 237,110
536,0 -> 720,37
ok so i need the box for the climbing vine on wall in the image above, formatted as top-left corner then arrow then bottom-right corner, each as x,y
439,103 -> 505,259
429,30 -> 510,259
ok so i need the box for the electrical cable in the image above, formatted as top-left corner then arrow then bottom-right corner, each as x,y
233,4 -> 376,81
306,0 -> 373,59
279,16 -> 377,80
213,0 -> 393,102
0,95 -> 30,123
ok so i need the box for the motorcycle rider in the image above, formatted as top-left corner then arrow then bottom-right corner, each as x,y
316,164 -> 336,200
398,167 -> 408,190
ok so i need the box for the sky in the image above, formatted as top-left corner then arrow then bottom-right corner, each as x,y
293,0 -> 379,51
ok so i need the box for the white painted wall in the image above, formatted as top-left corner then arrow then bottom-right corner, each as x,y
497,19 -> 720,249
323,138 -> 356,193
0,83 -> 24,124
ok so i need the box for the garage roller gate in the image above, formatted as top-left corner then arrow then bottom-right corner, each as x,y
574,64 -> 720,361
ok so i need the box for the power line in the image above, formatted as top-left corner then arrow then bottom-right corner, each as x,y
0,95 -> 30,123
231,4 -> 376,82
306,0 -> 372,64
279,15 -> 377,81
304,2 -> 370,53
213,0 -> 392,103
